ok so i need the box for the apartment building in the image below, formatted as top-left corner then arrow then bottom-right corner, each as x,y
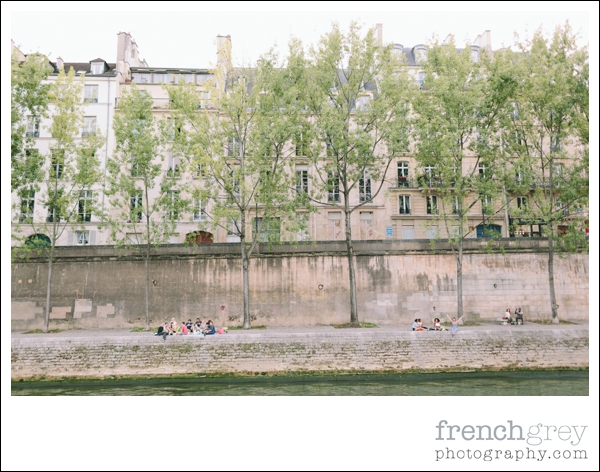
12,28 -> 585,246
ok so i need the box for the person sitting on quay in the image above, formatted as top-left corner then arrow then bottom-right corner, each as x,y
180,321 -> 189,335
416,318 -> 428,331
431,318 -> 442,331
502,308 -> 512,325
412,319 -> 418,331
154,322 -> 169,340
192,322 -> 204,336
185,319 -> 194,332
515,308 -> 524,325
204,320 -> 216,335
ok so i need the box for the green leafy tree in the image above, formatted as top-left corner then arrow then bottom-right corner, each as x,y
12,67 -> 104,332
301,22 -> 412,325
168,47 -> 306,329
11,49 -> 52,193
412,37 -> 511,319
500,23 -> 589,323
103,84 -> 186,331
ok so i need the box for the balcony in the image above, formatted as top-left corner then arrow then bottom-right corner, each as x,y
115,96 -> 214,110
391,177 -> 416,188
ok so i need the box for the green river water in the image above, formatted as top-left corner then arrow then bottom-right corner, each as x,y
11,370 -> 588,396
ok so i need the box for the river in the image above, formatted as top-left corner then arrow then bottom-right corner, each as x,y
11,370 -> 588,396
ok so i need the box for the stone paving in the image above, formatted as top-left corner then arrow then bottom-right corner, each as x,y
11,320 -> 588,340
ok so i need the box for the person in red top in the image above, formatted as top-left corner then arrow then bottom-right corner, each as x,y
180,321 -> 189,335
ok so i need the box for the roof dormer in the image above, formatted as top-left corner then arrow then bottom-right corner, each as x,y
90,58 -> 109,75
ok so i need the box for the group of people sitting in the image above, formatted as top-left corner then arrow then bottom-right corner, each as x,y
502,308 -> 524,325
154,318 -> 227,340
412,318 -> 446,331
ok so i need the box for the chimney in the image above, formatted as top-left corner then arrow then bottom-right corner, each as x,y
375,23 -> 383,45
216,34 -> 233,83
56,56 -> 64,70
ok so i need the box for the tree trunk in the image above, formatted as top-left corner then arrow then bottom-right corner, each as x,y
547,224 -> 559,323
144,256 -> 150,331
457,236 -> 463,319
43,247 -> 54,333
344,209 -> 359,325
241,243 -> 251,330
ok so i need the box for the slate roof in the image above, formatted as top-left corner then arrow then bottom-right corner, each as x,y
56,61 -> 117,76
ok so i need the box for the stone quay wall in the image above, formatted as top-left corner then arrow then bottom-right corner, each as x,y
10,328 -> 589,380
11,239 -> 589,331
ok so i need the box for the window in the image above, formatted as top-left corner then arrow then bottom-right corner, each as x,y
397,162 -> 409,187
426,226 -> 439,239
359,212 -> 374,240
91,62 -> 104,75
481,195 -> 493,214
511,102 -> 520,119
553,163 -> 564,176
517,196 -> 527,209
82,116 -> 96,136
357,95 -> 370,110
296,213 -> 310,241
19,190 -> 35,223
328,212 -> 342,240
76,230 -> 90,245
423,166 -> 436,187
296,168 -> 308,194
399,195 -> 411,215
414,46 -> 427,65
78,191 -> 93,222
471,46 -> 479,63
359,170 -> 371,202
478,163 -> 487,179
295,130 -> 308,157
402,226 -> 414,240
166,152 -> 180,178
227,136 -> 240,157
418,72 -> 425,90
166,191 -> 180,220
252,217 -> 281,242
452,195 -> 460,215
476,129 -> 488,147
227,218 -> 239,236
193,198 -> 207,222
550,135 -> 561,153
131,155 -> 141,177
25,117 -> 39,137
514,131 -> 524,147
84,85 -> 99,103
326,135 -> 335,158
153,73 -> 172,84
327,172 -> 340,202
132,72 -> 150,83
130,194 -> 143,222
427,195 -> 438,215
555,198 -> 568,216
192,163 -> 203,179
51,150 -> 64,179
46,207 -> 60,223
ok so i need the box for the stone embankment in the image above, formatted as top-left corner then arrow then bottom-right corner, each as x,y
11,324 -> 588,380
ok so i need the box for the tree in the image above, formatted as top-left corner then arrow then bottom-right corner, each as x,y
412,37 -> 511,319
11,49 -> 52,193
301,22 -> 412,325
12,66 -> 104,332
500,23 -> 589,323
103,84 -> 185,331
167,47 -> 306,329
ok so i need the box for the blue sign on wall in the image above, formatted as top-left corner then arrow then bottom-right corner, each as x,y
386,226 -> 393,238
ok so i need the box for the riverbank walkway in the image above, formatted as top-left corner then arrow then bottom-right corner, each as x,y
11,320 -> 588,340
